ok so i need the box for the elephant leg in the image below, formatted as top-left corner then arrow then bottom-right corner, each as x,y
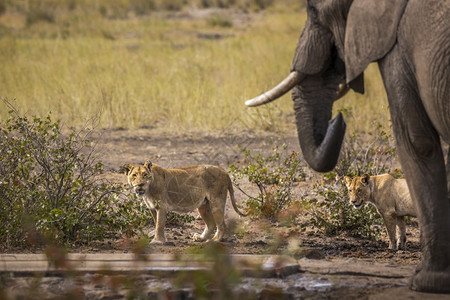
446,149 -> 450,202
379,49 -> 450,293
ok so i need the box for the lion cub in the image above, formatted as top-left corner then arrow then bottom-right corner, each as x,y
344,174 -> 417,250
121,161 -> 247,244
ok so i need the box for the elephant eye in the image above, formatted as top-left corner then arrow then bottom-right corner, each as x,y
307,0 -> 319,17
308,5 -> 318,17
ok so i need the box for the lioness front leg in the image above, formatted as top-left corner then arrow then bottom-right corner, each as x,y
149,208 -> 157,225
383,214 -> 398,250
397,216 -> 407,250
151,208 -> 167,244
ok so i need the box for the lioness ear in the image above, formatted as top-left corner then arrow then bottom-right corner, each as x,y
119,164 -> 133,175
144,160 -> 152,170
343,176 -> 352,187
361,174 -> 370,185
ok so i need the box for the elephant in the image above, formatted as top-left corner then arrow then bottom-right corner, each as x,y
245,0 -> 450,293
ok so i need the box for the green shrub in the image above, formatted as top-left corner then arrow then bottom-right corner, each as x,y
333,122 -> 401,178
230,123 -> 398,240
0,100 -> 150,249
230,141 -> 306,221
304,123 -> 399,239
306,181 -> 384,238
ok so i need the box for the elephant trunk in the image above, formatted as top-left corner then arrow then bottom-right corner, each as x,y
244,70 -> 347,172
293,86 -> 346,172
245,71 -> 305,107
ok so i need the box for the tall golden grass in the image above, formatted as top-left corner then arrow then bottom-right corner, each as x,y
0,1 -> 389,133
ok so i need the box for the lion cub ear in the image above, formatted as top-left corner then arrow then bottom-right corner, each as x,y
360,174 -> 370,185
343,176 -> 352,187
119,164 -> 133,175
144,160 -> 153,170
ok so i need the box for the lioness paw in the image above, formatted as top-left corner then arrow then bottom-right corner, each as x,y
193,233 -> 205,242
150,239 -> 165,245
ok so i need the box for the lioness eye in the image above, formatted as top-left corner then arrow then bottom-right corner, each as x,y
132,174 -> 137,178
143,173 -> 148,177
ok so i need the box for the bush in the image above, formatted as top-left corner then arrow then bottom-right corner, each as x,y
333,122 -> 401,178
306,181 -> 384,238
0,100 -> 150,249
230,141 -> 306,221
230,123 -> 398,240
304,123 -> 399,239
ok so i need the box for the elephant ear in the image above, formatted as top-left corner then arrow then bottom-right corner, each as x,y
344,0 -> 408,84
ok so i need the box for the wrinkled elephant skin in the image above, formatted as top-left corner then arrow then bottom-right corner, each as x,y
245,0 -> 450,293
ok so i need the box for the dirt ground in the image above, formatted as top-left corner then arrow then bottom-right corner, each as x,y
89,127 -> 431,298
93,127 -> 421,261
4,127 -> 449,299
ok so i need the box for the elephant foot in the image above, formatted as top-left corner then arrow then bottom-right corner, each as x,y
410,267 -> 450,293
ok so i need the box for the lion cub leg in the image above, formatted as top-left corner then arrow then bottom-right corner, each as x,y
382,214 -> 399,250
396,216 -> 407,250
194,202 -> 216,242
151,208 -> 167,244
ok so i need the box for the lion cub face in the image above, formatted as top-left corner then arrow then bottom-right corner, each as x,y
344,174 -> 370,208
121,161 -> 153,197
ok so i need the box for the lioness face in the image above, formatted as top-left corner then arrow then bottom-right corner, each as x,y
121,161 -> 153,197
344,174 -> 370,208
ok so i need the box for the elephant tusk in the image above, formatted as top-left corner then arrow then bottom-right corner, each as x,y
336,83 -> 350,100
245,71 -> 305,107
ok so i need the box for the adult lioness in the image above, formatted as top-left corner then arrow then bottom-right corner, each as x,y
344,174 -> 417,250
121,161 -> 247,244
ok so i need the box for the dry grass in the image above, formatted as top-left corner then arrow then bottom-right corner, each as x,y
0,1 -> 389,133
